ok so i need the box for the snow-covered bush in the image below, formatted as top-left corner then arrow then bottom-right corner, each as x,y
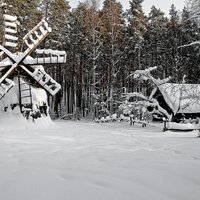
119,99 -> 154,122
124,66 -> 173,121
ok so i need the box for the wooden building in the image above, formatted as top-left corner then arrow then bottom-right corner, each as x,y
153,83 -> 200,122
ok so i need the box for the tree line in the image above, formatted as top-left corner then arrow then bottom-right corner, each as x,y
0,0 -> 200,119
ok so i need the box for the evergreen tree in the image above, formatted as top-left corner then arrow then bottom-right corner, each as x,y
165,4 -> 181,81
2,0 -> 200,120
0,0 -> 6,45
186,0 -> 200,23
79,0 -> 103,118
39,0 -> 70,117
179,7 -> 200,83
126,0 -> 147,93
100,0 -> 125,113
144,6 -> 168,79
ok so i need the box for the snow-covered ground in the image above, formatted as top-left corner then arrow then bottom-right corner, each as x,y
0,120 -> 200,200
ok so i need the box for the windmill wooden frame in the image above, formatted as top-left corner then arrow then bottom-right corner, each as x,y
0,14 -> 66,117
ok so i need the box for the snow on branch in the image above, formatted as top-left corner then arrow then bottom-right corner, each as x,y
149,87 -> 157,100
178,41 -> 200,48
124,90 -> 172,120
154,77 -> 172,86
124,66 -> 173,120
183,11 -> 200,22
129,66 -> 171,87
132,66 -> 158,80
126,92 -> 147,101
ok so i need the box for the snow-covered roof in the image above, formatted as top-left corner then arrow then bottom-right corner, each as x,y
158,83 -> 200,114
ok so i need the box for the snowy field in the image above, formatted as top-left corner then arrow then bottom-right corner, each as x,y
0,120 -> 200,200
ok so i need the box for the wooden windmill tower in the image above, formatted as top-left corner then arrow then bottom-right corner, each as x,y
0,14 -> 66,119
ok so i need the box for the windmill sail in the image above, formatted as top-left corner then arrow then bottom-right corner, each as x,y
22,19 -> 52,55
0,78 -> 15,100
0,50 -> 4,58
20,65 -> 61,96
23,49 -> 66,65
0,18 -> 53,85
3,14 -> 18,48
0,15 -> 65,116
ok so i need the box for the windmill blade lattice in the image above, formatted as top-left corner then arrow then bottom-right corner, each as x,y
0,14 -> 66,107
3,14 -> 18,49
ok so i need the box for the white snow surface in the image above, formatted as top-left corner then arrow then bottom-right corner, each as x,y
0,120 -> 200,200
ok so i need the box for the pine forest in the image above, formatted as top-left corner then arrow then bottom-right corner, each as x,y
0,0 -> 200,120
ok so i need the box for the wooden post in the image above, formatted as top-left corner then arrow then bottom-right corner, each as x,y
163,117 -> 168,132
18,70 -> 22,113
29,81 -> 33,111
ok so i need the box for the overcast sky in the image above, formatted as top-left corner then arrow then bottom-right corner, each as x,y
68,0 -> 185,16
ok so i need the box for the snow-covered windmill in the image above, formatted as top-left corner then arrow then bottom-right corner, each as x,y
0,14 -> 66,120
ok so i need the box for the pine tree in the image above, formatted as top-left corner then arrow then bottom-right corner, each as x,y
126,0 -> 147,93
39,0 -> 70,117
79,0 -> 103,118
186,0 -> 200,23
144,6 -> 168,79
179,7 -> 200,83
100,0 -> 125,113
165,4 -> 181,81
0,0 -> 6,45
128,0 -> 146,41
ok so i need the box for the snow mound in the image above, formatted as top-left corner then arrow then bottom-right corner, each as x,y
0,109 -> 54,131
0,77 -> 54,130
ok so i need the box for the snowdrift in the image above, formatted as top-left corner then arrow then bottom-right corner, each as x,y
0,78 -> 53,130
0,108 -> 53,131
